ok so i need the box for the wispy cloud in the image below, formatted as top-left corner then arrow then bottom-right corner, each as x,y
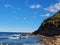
4,4 -> 21,10
4,4 -> 13,8
29,4 -> 40,9
44,2 -> 60,12
41,13 -> 50,17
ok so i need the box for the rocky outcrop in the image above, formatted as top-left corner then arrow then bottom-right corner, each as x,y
33,11 -> 60,36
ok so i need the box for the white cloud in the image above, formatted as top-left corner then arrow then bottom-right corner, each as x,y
41,13 -> 50,17
36,4 -> 40,8
44,2 -> 60,12
29,4 -> 40,9
4,4 -> 13,8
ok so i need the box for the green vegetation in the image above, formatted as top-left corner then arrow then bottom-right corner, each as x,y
33,11 -> 60,36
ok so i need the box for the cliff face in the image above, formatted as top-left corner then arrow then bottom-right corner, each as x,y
33,11 -> 60,36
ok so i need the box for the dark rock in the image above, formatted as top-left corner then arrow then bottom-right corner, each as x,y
33,11 -> 60,36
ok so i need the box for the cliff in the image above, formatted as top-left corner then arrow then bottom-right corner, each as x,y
33,11 -> 60,36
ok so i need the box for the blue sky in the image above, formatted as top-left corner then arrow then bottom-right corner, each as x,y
0,0 -> 60,32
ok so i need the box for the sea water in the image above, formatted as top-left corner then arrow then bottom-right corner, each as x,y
0,32 -> 45,45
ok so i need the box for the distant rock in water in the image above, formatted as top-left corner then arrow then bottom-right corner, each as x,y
33,11 -> 60,36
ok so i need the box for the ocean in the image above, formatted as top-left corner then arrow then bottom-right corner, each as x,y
0,32 -> 45,45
